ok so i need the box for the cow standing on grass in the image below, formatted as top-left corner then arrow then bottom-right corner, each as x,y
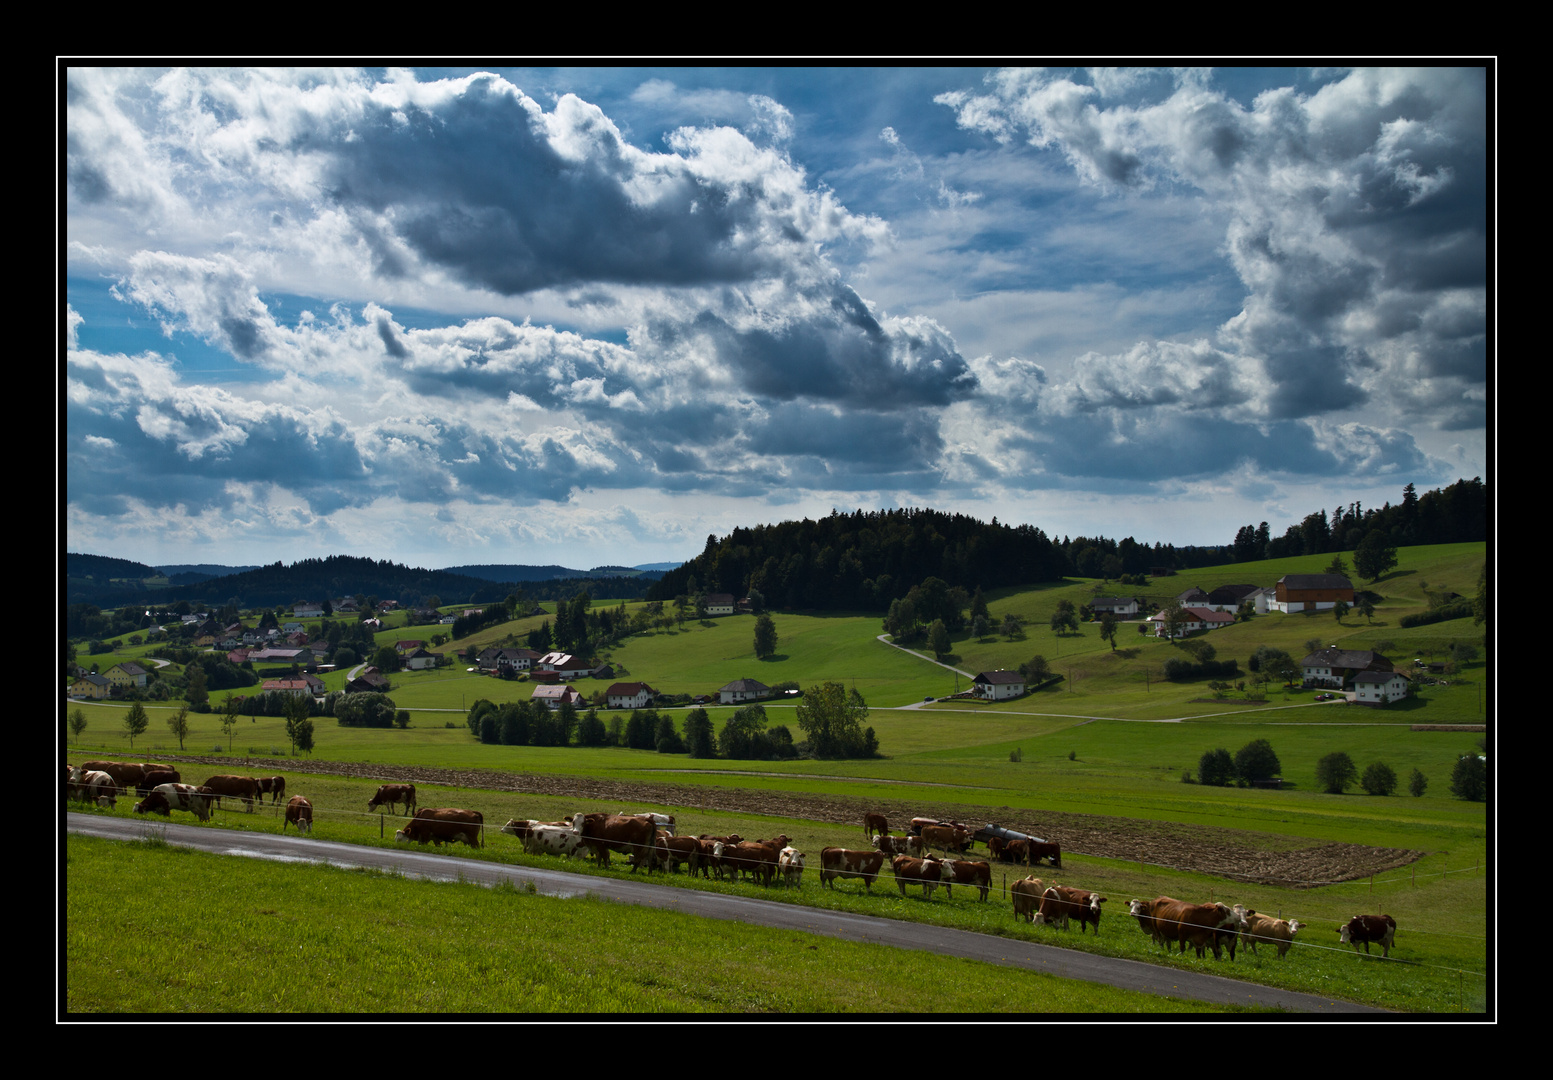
283,795 -> 313,834
368,784 -> 417,816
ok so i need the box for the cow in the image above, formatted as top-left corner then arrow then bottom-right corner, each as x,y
395,807 -> 483,848
653,833 -> 701,873
622,811 -> 676,836
523,814 -> 588,859
82,760 -> 146,795
134,783 -> 213,822
939,859 -> 992,901
1035,886 -> 1106,933
1339,915 -> 1397,958
256,776 -> 287,805
819,848 -> 886,890
68,769 -> 117,807
1028,840 -> 1062,867
283,795 -> 313,834
695,835 -> 745,880
367,783 -> 417,816
137,768 -> 181,796
1232,907 -> 1304,958
579,813 -> 658,871
864,812 -> 889,840
199,774 -> 260,812
920,825 -> 972,855
718,837 -> 789,886
1011,876 -> 1045,922
1148,898 -> 1246,959
876,834 -> 926,858
779,847 -> 806,887
892,855 -> 947,897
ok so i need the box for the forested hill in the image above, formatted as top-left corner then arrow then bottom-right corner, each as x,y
648,509 -> 1074,612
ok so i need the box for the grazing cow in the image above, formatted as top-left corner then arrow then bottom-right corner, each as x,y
256,776 -> 287,805
137,769 -> 180,796
892,855 -> 947,897
1148,898 -> 1246,959
367,783 -> 417,816
864,812 -> 889,840
1035,886 -> 1106,933
819,848 -> 886,890
395,808 -> 483,849
134,783 -> 214,822
199,775 -> 260,812
283,795 -> 313,834
940,859 -> 992,901
1339,915 -> 1397,958
1028,840 -> 1062,867
83,760 -> 146,795
779,847 -> 806,887
1232,907 -> 1304,958
579,813 -> 658,871
876,834 -> 926,858
68,769 -> 117,807
1011,876 -> 1045,922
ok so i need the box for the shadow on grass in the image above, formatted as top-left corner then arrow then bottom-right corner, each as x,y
757,654 -> 790,663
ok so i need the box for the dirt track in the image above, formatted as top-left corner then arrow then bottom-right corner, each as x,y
147,752 -> 1421,887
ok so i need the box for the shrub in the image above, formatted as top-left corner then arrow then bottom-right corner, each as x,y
1009,747 -> 1022,762
1198,748 -> 1234,786
1234,739 -> 1281,784
1408,768 -> 1428,797
1316,751 -> 1358,794
1361,761 -> 1398,796
1450,753 -> 1487,801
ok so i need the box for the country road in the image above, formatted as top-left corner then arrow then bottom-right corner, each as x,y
66,812 -> 1382,1014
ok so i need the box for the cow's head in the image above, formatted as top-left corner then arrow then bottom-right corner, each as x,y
1338,923 -> 1352,944
1128,899 -> 1151,917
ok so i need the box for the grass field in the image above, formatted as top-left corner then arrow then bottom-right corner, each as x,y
64,542 -> 1491,1014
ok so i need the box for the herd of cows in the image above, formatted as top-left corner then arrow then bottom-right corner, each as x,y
66,760 -> 1401,965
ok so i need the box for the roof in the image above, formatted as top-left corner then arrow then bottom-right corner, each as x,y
1279,573 -> 1354,590
1353,670 -> 1408,684
974,670 -> 1025,684
606,682 -> 652,697
1301,648 -> 1393,669
719,678 -> 771,693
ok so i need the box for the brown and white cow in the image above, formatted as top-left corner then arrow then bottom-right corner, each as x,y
134,783 -> 214,822
1027,840 -> 1062,867
256,776 -> 287,805
919,824 -> 972,855
1148,898 -> 1246,959
621,811 -> 676,835
579,813 -> 658,871
1035,886 -> 1106,933
1232,907 -> 1304,958
819,848 -> 886,890
718,836 -> 789,886
367,783 -> 417,816
83,760 -> 146,795
67,768 -> 117,807
864,812 -> 889,840
1011,876 -> 1045,922
199,775 -> 260,812
524,814 -> 588,859
283,795 -> 313,834
1339,914 -> 1397,957
779,847 -> 806,887
876,834 -> 926,858
891,855 -> 947,898
939,859 -> 992,901
395,807 -> 483,848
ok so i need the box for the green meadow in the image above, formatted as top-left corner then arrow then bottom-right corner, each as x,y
65,542 -> 1490,1013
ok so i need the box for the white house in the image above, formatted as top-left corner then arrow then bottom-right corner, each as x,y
606,682 -> 656,709
973,670 -> 1026,700
1353,670 -> 1410,704
718,678 -> 772,704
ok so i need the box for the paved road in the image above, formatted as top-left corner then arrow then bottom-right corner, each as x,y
67,812 -> 1381,1014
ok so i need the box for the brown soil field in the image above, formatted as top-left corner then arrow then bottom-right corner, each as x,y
124,752 -> 1422,887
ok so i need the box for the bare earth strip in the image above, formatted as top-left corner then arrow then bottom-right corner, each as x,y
143,752 -> 1421,886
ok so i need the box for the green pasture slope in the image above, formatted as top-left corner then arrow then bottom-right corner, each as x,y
64,543 -> 1489,1014
65,834 -> 1236,1014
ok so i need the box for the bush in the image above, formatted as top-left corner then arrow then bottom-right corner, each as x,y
1408,768 -> 1428,797
1451,754 -> 1487,801
1316,751 -> 1358,794
1198,748 -> 1234,786
1361,761 -> 1398,796
1234,739 -> 1281,784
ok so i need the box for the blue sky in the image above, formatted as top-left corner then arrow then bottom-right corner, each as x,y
64,66 -> 1489,571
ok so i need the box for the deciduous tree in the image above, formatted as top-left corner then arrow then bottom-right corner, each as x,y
927,619 -> 951,658
1450,752 -> 1486,801
1353,530 -> 1399,583
753,613 -> 778,659
1316,751 -> 1358,794
68,707 -> 88,740
123,702 -> 149,748
1234,739 -> 1281,783
1362,761 -> 1398,796
1099,612 -> 1119,651
1408,768 -> 1429,797
1198,747 -> 1234,786
167,704 -> 190,751
794,682 -> 874,758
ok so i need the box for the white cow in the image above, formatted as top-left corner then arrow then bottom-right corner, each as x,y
779,847 -> 806,887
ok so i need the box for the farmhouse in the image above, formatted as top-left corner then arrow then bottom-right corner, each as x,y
703,593 -> 736,616
1090,597 -> 1140,616
719,678 -> 772,704
105,661 -> 149,691
1147,606 -> 1234,637
70,672 -> 112,699
1353,669 -> 1411,704
532,684 -> 583,710
1272,573 -> 1354,613
536,652 -> 596,680
973,670 -> 1026,700
606,682 -> 656,709
1204,584 -> 1259,611
477,647 -> 539,674
1301,647 -> 1394,689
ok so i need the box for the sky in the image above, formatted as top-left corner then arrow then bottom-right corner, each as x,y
64,66 -> 1491,572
